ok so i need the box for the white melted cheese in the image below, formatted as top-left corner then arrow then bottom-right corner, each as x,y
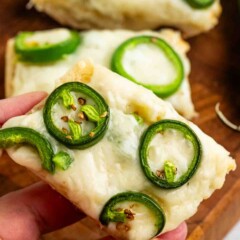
122,43 -> 177,85
25,28 -> 71,45
148,129 -> 194,180
10,29 -> 195,119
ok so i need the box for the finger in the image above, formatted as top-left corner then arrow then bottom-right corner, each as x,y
0,91 -> 47,125
0,182 -> 84,240
156,222 -> 187,240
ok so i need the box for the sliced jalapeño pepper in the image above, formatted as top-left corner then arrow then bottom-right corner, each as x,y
184,0 -> 214,9
140,120 -> 202,189
111,36 -> 184,98
99,192 -> 165,238
15,29 -> 81,63
43,82 -> 109,149
0,127 -> 55,172
52,151 -> 73,171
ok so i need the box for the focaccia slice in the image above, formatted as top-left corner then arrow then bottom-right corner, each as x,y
30,0 -> 221,37
6,28 -> 195,119
2,61 -> 235,240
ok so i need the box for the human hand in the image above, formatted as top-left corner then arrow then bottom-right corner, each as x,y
0,93 -> 187,240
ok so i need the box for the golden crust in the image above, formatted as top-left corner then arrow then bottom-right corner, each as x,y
59,60 -> 94,85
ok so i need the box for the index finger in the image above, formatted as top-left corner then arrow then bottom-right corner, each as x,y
0,92 -> 47,125
156,222 -> 187,240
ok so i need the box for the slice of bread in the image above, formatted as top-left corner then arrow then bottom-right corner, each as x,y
5,28 -> 196,119
30,0 -> 221,37
3,60 -> 235,240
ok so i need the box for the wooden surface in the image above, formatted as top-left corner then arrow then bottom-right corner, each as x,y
0,0 -> 240,239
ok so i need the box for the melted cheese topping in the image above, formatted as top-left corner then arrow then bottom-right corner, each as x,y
122,43 -> 177,85
25,28 -> 71,45
148,129 -> 194,180
10,29 -> 195,119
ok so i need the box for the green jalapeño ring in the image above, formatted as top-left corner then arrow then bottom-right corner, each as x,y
15,30 -> 81,63
184,0 -> 215,9
99,191 -> 165,238
111,36 -> 184,98
140,120 -> 202,189
43,82 -> 110,149
0,127 -> 55,173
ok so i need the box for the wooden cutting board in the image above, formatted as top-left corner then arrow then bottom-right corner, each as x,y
0,0 -> 239,239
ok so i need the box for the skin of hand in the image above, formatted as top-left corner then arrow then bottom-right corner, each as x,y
0,92 -> 188,240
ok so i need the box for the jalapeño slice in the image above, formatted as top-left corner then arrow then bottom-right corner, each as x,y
100,192 -> 165,238
43,82 -> 109,149
111,36 -> 184,98
0,127 -> 55,172
184,0 -> 214,9
15,29 -> 81,63
140,120 -> 202,189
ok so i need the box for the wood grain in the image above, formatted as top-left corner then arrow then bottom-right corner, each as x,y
0,0 -> 239,239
